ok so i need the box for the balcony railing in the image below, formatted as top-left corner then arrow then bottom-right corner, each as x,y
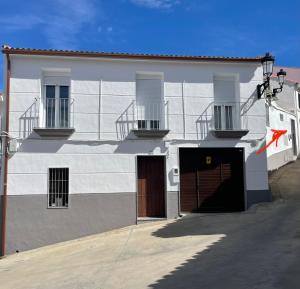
211,102 -> 249,138
33,98 -> 75,137
116,100 -> 169,139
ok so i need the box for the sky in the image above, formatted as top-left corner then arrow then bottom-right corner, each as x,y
0,0 -> 299,90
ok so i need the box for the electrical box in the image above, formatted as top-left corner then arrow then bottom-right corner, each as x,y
172,167 -> 179,183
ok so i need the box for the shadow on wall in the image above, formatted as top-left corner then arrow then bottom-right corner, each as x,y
18,99 -> 39,139
115,101 -> 136,140
148,200 -> 300,289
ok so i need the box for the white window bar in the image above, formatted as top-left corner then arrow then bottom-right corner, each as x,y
214,103 -> 243,130
136,101 -> 165,130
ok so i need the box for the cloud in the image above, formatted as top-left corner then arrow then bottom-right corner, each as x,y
0,0 -> 97,49
0,15 -> 44,31
130,0 -> 180,9
43,0 -> 97,49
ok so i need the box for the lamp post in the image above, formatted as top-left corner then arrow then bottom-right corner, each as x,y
257,53 -> 275,99
257,53 -> 286,100
272,69 -> 287,97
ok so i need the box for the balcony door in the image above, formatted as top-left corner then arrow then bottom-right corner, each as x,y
213,75 -> 239,130
136,73 -> 164,130
45,85 -> 69,128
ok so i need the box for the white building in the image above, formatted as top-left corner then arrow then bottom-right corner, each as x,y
0,46 -> 271,255
266,67 -> 300,170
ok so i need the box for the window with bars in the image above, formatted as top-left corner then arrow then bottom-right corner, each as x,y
48,168 -> 69,208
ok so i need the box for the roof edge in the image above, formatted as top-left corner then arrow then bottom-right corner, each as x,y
2,46 -> 263,63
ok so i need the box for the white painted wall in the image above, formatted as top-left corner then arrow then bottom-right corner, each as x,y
271,78 -> 300,157
3,54 -> 268,197
266,103 -> 298,165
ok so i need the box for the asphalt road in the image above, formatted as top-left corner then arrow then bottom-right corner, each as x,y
1,160 -> 300,289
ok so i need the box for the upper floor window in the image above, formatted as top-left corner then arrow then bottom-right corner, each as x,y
42,71 -> 71,129
45,85 -> 70,128
213,75 -> 239,130
136,73 -> 164,130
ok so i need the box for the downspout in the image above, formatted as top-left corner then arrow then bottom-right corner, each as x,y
1,52 -> 10,256
181,81 -> 186,139
98,79 -> 102,140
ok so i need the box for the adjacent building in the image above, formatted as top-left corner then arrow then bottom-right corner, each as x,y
266,67 -> 300,170
1,46 -> 271,255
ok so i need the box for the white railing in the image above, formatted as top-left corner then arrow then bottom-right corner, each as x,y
135,100 -> 169,130
212,102 -> 248,130
116,100 -> 169,139
34,98 -> 74,129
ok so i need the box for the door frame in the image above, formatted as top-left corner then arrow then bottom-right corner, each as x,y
290,119 -> 297,156
135,155 -> 167,220
178,147 -> 246,213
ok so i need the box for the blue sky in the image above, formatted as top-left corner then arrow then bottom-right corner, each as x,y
1,0 -> 299,89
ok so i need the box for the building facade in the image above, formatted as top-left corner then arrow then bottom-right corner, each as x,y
266,67 -> 300,170
1,47 -> 270,255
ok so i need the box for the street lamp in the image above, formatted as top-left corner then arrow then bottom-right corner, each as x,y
272,69 -> 287,97
257,52 -> 275,99
257,53 -> 286,100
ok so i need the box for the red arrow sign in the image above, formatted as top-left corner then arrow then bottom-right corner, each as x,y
256,129 -> 287,155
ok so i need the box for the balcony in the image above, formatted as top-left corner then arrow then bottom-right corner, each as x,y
33,98 -> 75,137
116,100 -> 169,139
211,102 -> 249,138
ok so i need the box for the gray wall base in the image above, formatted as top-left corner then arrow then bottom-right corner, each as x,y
167,191 -> 179,219
5,193 -> 136,255
246,190 -> 272,209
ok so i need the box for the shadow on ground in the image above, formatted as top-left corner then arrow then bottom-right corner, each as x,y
149,160 -> 300,289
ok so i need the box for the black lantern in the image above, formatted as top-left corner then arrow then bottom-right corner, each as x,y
272,69 -> 287,97
277,69 -> 286,86
257,52 -> 279,99
262,52 -> 275,77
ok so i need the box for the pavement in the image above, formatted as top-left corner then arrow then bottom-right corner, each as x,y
1,160 -> 300,289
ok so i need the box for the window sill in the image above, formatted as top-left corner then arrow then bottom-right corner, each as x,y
211,129 -> 249,138
33,127 -> 75,137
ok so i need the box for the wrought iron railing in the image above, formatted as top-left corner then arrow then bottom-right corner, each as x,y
135,100 -> 169,130
212,102 -> 248,130
34,98 -> 74,129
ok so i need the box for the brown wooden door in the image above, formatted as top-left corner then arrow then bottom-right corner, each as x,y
137,156 -> 165,217
180,148 -> 244,212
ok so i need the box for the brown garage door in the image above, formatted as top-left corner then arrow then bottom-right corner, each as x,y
137,156 -> 165,217
180,148 -> 244,212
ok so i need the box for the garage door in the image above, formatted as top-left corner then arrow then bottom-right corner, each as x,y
180,148 -> 245,212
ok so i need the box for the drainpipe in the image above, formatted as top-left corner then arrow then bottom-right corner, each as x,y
181,81 -> 186,139
1,52 -> 10,257
98,79 -> 102,140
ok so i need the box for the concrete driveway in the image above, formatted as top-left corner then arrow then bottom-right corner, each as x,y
1,161 -> 300,289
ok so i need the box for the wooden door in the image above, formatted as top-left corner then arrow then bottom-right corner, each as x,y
137,156 -> 165,217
